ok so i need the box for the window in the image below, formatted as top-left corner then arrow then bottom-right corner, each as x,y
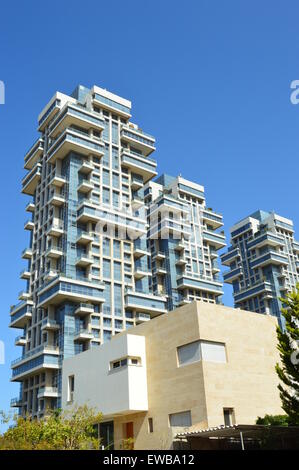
148,418 -> 153,433
169,411 -> 192,428
177,341 -> 201,366
177,340 -> 226,366
223,408 -> 235,426
68,375 -> 74,402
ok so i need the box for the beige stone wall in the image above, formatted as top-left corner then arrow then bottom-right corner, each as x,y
112,302 -> 282,450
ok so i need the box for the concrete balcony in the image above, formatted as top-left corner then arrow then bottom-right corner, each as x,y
20,269 -> 30,280
18,290 -> 31,301
78,178 -> 93,193
74,303 -> 94,317
174,241 -> 186,252
46,245 -> 63,259
154,251 -> 166,260
92,92 -> 131,118
176,275 -> 223,295
75,253 -> 93,267
24,219 -> 34,231
22,248 -> 33,259
10,397 -> 22,407
37,386 -> 59,399
221,247 -> 240,266
50,173 -> 67,187
9,301 -> 33,328
134,268 -> 151,280
37,276 -> 105,308
121,149 -> 157,183
247,232 -> 285,250
175,257 -> 187,266
202,230 -> 226,249
135,313 -> 151,324
38,98 -> 61,132
250,251 -> 289,269
155,266 -> 167,275
15,335 -> 27,347
22,163 -> 41,195
74,328 -> 93,343
131,174 -> 144,190
124,290 -> 167,315
49,192 -> 65,206
44,269 -> 59,281
79,160 -> 94,174
41,318 -> 60,331
25,201 -> 35,213
11,345 -> 60,381
24,138 -> 44,170
234,281 -> 275,303
46,220 -> 64,237
47,129 -> 104,164
76,230 -> 93,245
49,104 -> 105,139
121,125 -> 156,156
223,266 -> 243,283
131,195 -> 144,210
202,209 -> 223,229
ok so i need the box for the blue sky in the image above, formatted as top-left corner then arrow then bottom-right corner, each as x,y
0,0 -> 299,426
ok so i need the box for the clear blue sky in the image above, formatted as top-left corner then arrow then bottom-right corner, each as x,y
0,0 -> 299,426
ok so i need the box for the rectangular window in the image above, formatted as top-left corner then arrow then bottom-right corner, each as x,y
223,408 -> 235,426
177,340 -> 226,366
169,411 -> 191,427
148,418 -> 153,433
68,375 -> 74,402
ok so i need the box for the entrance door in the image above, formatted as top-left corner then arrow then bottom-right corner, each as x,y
100,421 -> 114,450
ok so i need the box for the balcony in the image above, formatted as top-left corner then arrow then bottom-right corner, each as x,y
18,290 -> 31,301
154,251 -> 166,260
79,160 -> 94,174
293,240 -> 299,254
202,209 -> 223,229
133,241 -> 149,258
220,247 -> 240,266
202,230 -> 226,249
38,98 -> 61,131
22,163 -> 41,195
74,303 -> 94,317
175,256 -> 187,266
11,345 -> 60,381
176,275 -> 223,295
47,129 -> 104,164
37,386 -> 60,399
37,276 -> 105,308
174,241 -> 186,252
155,266 -> 167,275
247,232 -> 285,250
92,92 -> 131,118
149,218 -> 191,240
20,269 -> 30,280
121,149 -> 157,183
46,244 -> 63,259
24,219 -> 34,231
250,251 -> 289,269
223,266 -> 243,283
49,104 -> 105,138
49,192 -> 65,206
121,125 -> 156,156
9,301 -> 33,328
41,318 -> 60,331
234,281 -> 275,303
50,173 -> 67,187
135,313 -> 151,324
22,248 -> 33,259
24,138 -> 44,170
78,178 -> 93,193
131,174 -> 144,190
76,230 -> 93,245
25,201 -> 35,213
10,397 -> 22,407
124,289 -> 167,315
15,335 -> 27,347
75,253 -> 93,267
74,328 -> 93,343
131,195 -> 144,210
46,220 -> 64,237
44,269 -> 59,281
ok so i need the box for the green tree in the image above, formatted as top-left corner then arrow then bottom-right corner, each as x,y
275,285 -> 299,425
256,414 -> 289,426
0,405 -> 102,450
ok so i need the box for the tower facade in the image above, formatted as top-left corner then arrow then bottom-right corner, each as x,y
221,210 -> 299,327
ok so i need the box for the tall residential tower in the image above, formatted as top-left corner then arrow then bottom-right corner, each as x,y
9,84 -> 224,417
221,210 -> 299,327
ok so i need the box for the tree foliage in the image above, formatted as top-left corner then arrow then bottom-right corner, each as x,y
256,414 -> 289,426
275,285 -> 299,425
0,405 -> 102,450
